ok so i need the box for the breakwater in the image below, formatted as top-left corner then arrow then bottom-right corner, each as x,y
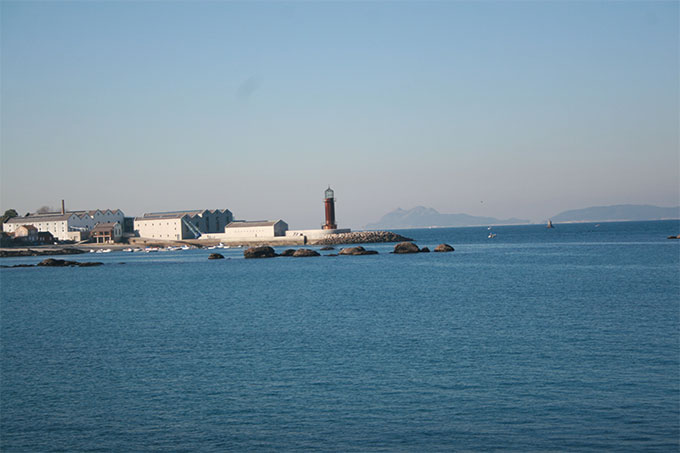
308,230 -> 413,245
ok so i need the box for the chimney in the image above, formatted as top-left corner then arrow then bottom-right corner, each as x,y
61,200 -> 65,215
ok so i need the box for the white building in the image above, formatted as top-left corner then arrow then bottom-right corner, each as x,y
4,209 -> 126,241
134,209 -> 233,240
223,220 -> 288,239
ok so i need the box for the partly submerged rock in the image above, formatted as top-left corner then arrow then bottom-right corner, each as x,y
37,258 -> 102,267
434,243 -> 455,252
420,247 -> 430,253
320,246 -> 335,251
393,242 -> 420,254
38,258 -> 74,267
292,248 -> 320,257
280,249 -> 297,257
208,253 -> 225,260
243,246 -> 277,259
339,246 -> 378,256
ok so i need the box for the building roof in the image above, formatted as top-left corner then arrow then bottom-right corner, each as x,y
141,209 -> 230,219
226,220 -> 283,228
91,222 -> 118,233
6,213 -> 73,223
6,209 -> 123,224
135,213 -> 188,221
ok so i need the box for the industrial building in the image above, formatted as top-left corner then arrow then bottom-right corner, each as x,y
134,209 -> 233,240
224,220 -> 288,239
4,206 -> 125,241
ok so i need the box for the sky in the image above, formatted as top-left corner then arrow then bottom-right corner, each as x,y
1,1 -> 678,229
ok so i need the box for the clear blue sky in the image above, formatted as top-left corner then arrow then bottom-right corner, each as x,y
1,1 -> 678,228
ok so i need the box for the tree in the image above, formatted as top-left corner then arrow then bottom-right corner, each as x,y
1,209 -> 18,223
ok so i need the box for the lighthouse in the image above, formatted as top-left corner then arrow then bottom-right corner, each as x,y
322,186 -> 337,230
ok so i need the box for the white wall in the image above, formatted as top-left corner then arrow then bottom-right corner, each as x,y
135,218 -> 184,240
224,226 -> 276,238
6,219 -> 70,240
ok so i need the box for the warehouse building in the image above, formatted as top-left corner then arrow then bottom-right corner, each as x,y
3,208 -> 125,241
134,209 -> 233,240
223,220 -> 289,239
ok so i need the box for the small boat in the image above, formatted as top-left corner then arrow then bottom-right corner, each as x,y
123,248 -> 133,252
547,220 -> 554,229
488,233 -> 497,239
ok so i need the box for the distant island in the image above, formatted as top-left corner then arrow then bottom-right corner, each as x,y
365,206 -> 529,229
550,204 -> 680,223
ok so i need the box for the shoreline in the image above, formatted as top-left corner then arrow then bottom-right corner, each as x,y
0,231 -> 413,257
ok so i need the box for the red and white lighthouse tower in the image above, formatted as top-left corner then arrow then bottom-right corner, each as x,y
322,186 -> 337,230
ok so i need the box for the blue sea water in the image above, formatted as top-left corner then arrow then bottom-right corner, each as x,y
1,220 -> 678,452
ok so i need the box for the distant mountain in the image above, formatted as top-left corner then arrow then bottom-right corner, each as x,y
365,206 -> 529,229
551,204 -> 680,222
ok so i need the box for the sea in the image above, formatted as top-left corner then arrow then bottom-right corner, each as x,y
1,220 -> 678,452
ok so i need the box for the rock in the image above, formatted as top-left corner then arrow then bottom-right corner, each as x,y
339,246 -> 366,255
339,246 -> 378,256
0,248 -> 85,258
292,248 -> 320,257
667,235 -> 679,240
325,253 -> 338,257
36,258 -> 102,267
243,246 -> 277,259
320,246 -> 335,250
208,253 -> 224,260
38,258 -> 76,267
420,247 -> 430,253
434,244 -> 455,252
280,249 -> 297,257
393,242 -> 420,254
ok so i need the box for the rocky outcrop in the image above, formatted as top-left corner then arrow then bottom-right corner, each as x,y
208,253 -> 224,260
78,262 -> 104,267
434,244 -> 454,252
668,235 -> 679,240
0,264 -> 36,268
420,247 -> 430,253
280,249 -> 297,257
292,248 -> 320,257
393,242 -> 420,254
37,258 -> 102,267
309,231 -> 413,246
0,248 -> 86,258
339,246 -> 378,256
243,246 -> 276,259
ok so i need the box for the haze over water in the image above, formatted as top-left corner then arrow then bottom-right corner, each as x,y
1,221 -> 678,451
